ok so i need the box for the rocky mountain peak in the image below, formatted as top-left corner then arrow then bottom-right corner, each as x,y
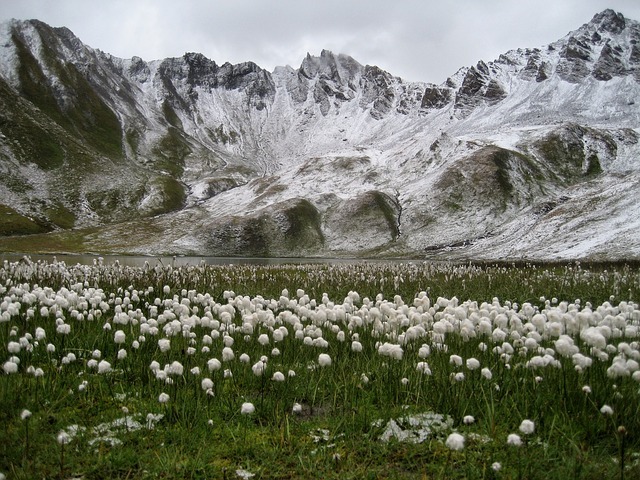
590,9 -> 626,34
1,13 -> 640,260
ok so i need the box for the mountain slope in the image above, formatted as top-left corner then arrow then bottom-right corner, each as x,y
0,9 -> 639,260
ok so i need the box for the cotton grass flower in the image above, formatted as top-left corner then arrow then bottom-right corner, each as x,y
201,378 -> 214,391
251,361 -> 265,376
97,360 -> 111,374
463,415 -> 475,425
318,353 -> 332,367
207,358 -> 222,372
158,338 -> 170,353
222,347 -> 234,362
114,330 -> 126,344
445,432 -> 465,451
3,361 -> 18,374
600,404 -> 614,415
57,430 -> 70,445
466,358 -> 480,370
272,371 -> 285,382
241,402 -> 255,415
507,433 -> 522,446
519,419 -> 535,435
158,392 -> 170,403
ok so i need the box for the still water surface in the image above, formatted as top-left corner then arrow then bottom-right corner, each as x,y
0,253 -> 424,267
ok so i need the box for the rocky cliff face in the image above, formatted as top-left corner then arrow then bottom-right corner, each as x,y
0,9 -> 639,260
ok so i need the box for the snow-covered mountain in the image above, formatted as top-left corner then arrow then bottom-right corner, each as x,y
0,9 -> 639,260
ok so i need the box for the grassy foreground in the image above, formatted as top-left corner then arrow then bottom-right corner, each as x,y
1,258 -> 640,479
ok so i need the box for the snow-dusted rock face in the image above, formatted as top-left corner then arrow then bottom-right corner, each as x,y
0,9 -> 639,260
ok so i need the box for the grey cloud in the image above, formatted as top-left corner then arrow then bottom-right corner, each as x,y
2,0 -> 640,83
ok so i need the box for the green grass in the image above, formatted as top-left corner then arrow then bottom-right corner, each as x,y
1,260 -> 639,479
0,205 -> 49,236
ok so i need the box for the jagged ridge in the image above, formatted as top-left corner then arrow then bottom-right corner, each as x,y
0,9 -> 639,260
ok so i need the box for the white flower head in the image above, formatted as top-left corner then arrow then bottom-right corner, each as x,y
445,432 -> 465,451
2,361 -> 18,374
21,409 -> 32,420
114,330 -> 126,344
97,360 -> 111,374
519,419 -> 535,435
507,433 -> 522,446
600,404 -> 614,415
207,358 -> 222,372
318,353 -> 332,367
158,338 -> 171,353
463,415 -> 475,425
466,358 -> 480,370
57,430 -> 70,445
251,361 -> 265,376
201,378 -> 214,391
272,371 -> 285,382
241,402 -> 255,415
158,392 -> 170,403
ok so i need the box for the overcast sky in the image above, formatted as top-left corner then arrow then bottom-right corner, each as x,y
3,0 -> 640,83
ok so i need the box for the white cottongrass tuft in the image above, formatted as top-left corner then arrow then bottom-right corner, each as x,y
241,402 -> 255,415
507,433 -> 522,446
207,358 -> 222,372
222,347 -> 234,362
21,409 -> 32,420
114,330 -> 126,344
252,361 -> 265,376
463,415 -> 475,425
445,432 -> 465,451
2,361 -> 18,374
416,362 -> 432,375
97,360 -> 111,374
519,419 -> 535,435
168,361 -> 184,376
158,338 -> 171,353
57,430 -> 71,445
272,371 -> 285,382
292,403 -> 303,414
318,353 -> 332,367
201,378 -> 214,391
600,404 -> 614,415
378,342 -> 403,360
449,355 -> 463,367
466,358 -> 480,370
158,392 -> 170,403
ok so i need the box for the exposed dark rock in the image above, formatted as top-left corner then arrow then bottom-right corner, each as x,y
592,9 -> 626,34
421,85 -> 451,109
556,37 -> 592,82
593,41 -> 627,80
360,65 -> 395,119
